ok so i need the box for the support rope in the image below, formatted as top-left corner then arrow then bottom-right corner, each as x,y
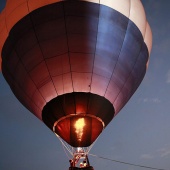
89,153 -> 167,170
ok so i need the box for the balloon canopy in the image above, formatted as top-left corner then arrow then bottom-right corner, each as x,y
0,0 -> 152,147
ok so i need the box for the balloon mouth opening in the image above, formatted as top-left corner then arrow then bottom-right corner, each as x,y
42,92 -> 115,147
53,114 -> 104,147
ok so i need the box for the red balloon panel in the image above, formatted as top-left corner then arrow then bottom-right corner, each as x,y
70,53 -> 94,73
46,53 -> 70,77
52,73 -> 73,95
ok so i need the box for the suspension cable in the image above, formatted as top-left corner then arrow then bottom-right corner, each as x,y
86,136 -> 100,154
54,133 -> 73,156
89,153 -> 167,170
62,141 -> 72,160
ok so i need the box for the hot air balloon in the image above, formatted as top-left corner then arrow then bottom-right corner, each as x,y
0,0 -> 152,169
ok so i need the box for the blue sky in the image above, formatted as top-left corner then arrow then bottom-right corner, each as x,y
0,1 -> 170,170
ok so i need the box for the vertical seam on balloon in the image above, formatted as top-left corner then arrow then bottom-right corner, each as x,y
131,57 -> 146,95
103,0 -> 131,99
62,2 -> 74,93
4,5 -> 8,33
107,0 -> 132,109
112,0 -> 148,113
26,1 -> 57,105
24,51 -> 68,73
6,49 -> 44,115
62,2 -> 76,115
25,1 -> 47,102
62,94 -> 68,117
4,1 -> 47,112
5,1 -> 26,18
2,61 -> 42,115
5,1 -> 28,32
123,49 -> 147,111
113,35 -> 145,113
86,93 -> 92,144
27,1 -> 60,100
61,53 -> 65,95
86,92 -> 91,116
4,1 -> 46,117
86,1 -> 101,121
89,0 -> 100,94
6,43 -> 44,117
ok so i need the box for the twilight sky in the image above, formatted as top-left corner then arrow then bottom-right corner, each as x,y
0,1 -> 170,170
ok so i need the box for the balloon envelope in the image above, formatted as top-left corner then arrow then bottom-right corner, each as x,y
0,0 -> 152,147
